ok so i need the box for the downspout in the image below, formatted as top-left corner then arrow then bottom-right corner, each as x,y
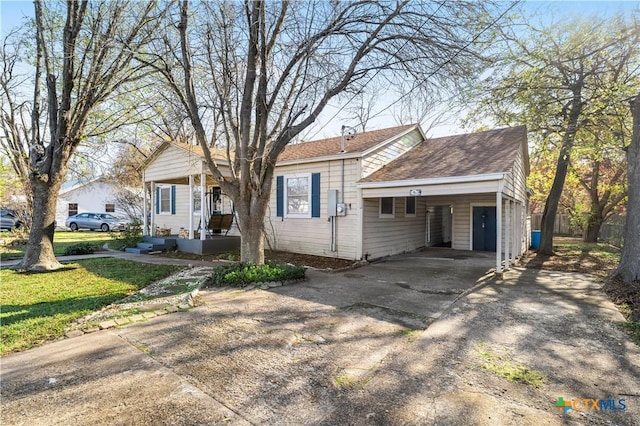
142,171 -> 148,236
496,181 -> 504,276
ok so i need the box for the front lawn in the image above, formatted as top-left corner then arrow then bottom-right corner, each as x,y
0,258 -> 181,355
0,231 -> 113,261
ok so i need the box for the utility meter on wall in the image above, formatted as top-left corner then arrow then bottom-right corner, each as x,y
336,203 -> 347,216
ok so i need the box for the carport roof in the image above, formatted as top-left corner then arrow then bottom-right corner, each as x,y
359,126 -> 528,183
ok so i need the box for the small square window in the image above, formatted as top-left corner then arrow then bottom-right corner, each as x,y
68,203 -> 78,217
285,175 -> 311,217
379,197 -> 394,218
406,197 -> 416,216
105,203 -> 115,213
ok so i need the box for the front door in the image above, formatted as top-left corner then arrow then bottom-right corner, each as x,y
472,206 -> 496,252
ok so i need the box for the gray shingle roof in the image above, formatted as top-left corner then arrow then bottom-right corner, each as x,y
360,126 -> 527,183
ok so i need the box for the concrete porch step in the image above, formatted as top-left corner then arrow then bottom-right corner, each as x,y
137,242 -> 167,251
143,236 -> 177,250
125,247 -> 150,254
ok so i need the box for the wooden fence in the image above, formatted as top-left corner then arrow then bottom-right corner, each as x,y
530,214 -> 625,247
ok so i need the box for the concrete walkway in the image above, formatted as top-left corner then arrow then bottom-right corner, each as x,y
1,253 -> 638,425
0,249 -> 219,269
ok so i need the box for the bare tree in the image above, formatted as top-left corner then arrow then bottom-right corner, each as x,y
147,0 -> 503,264
0,1 -> 163,271
614,94 -> 640,283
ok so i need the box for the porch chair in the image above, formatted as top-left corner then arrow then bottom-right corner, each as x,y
207,213 -> 235,236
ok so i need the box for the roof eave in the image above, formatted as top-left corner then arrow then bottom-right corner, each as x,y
357,172 -> 508,189
360,124 -> 420,157
276,152 -> 362,166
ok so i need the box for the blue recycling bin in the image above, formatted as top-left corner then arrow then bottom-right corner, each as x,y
531,230 -> 541,249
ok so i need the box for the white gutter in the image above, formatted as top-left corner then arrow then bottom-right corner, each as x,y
357,173 -> 508,189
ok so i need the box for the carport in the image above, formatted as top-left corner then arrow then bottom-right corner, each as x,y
356,126 -> 531,276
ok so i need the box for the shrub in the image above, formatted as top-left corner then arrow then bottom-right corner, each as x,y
208,261 -> 305,287
63,242 -> 101,256
110,219 -> 143,250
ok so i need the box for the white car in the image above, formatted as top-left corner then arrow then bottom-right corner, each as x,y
65,213 -> 128,232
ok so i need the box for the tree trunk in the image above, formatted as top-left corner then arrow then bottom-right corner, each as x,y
582,220 -> 602,243
538,91 -> 583,255
234,192 -> 271,264
21,177 -> 64,271
538,142 -> 572,254
615,94 -> 640,283
582,206 -> 604,243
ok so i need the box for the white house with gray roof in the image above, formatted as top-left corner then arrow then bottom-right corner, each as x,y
141,124 -> 530,274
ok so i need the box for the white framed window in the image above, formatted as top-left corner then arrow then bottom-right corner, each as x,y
159,186 -> 172,214
105,203 -> 115,213
285,174 -> 311,218
379,197 -> 395,218
405,196 -> 416,217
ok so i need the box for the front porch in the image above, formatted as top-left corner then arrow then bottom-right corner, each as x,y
174,235 -> 240,255
127,235 -> 240,255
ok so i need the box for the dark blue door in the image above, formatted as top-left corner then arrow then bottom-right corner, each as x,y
473,207 -> 496,252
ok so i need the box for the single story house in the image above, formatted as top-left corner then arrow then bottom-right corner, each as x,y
141,124 -> 530,274
56,178 -> 139,227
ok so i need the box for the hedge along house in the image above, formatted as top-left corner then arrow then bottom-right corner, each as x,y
142,124 -> 530,274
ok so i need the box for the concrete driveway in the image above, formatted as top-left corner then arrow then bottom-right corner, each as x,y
276,248 -> 495,325
2,249 -> 637,425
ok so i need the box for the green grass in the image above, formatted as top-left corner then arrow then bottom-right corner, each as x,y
476,343 -> 545,388
0,231 -> 113,261
0,258 -> 181,355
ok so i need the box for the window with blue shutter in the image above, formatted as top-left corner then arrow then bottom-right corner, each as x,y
155,187 -> 160,214
157,185 -> 174,215
276,176 -> 284,217
311,173 -> 320,218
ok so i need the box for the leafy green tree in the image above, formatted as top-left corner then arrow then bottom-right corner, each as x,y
472,14 -> 640,254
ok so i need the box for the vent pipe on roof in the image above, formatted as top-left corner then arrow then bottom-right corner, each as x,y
340,125 -> 357,153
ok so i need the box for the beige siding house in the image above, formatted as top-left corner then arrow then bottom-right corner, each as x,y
141,124 -> 530,274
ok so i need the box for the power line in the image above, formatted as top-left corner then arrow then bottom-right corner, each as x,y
307,0 -> 520,139
372,1 -> 521,124
304,1 -> 446,140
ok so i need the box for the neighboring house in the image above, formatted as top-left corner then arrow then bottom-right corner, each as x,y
56,178 -> 139,227
142,124 -> 530,274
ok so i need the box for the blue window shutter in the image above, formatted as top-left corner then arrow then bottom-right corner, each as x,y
155,187 -> 159,214
276,176 -> 284,217
311,173 -> 320,218
171,185 -> 176,215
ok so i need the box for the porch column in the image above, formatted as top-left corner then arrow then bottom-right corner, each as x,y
496,190 -> 503,274
150,182 -> 156,236
200,173 -> 206,241
142,179 -> 148,237
188,175 -> 195,239
512,201 -> 518,259
505,200 -> 510,270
